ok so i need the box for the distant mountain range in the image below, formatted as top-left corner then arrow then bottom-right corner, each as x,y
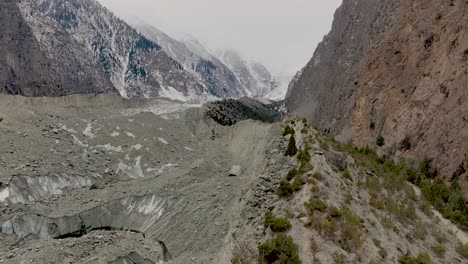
0,0 -> 290,100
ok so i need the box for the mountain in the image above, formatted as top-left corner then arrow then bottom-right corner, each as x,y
0,0 -> 113,96
214,49 -> 280,99
2,0 -> 217,99
133,23 -> 245,98
286,0 -> 468,184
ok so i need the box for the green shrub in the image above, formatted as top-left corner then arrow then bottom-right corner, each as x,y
398,252 -> 431,264
336,143 -> 468,230
431,245 -> 446,258
264,211 -> 292,232
332,252 -> 345,264
278,180 -> 294,197
283,125 -> 295,137
456,243 -> 468,259
304,198 -> 327,215
258,233 -> 301,264
400,136 -> 411,151
270,217 -> 292,232
285,135 -> 298,156
420,179 -> 468,229
312,172 -> 323,181
292,176 -> 305,192
342,168 -> 353,181
376,135 -> 385,147
287,168 -> 298,181
264,211 -> 274,227
297,143 -> 312,172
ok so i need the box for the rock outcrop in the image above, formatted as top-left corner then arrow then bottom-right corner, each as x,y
287,0 -> 468,181
0,0 -> 65,96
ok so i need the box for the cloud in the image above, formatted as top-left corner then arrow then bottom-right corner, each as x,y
97,0 -> 342,74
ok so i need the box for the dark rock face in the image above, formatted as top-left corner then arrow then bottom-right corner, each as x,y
287,0 -> 402,135
0,0 -> 64,96
286,0 -> 468,180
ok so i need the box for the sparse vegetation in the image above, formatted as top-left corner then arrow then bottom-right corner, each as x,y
431,244 -> 446,258
332,252 -> 345,264
287,168 -> 298,181
333,142 -> 468,230
283,125 -> 295,137
342,168 -> 352,181
258,233 -> 302,264
456,243 -> 468,259
285,135 -> 298,156
376,135 -> 385,147
278,180 -> 294,197
310,237 -> 319,263
398,252 -> 431,264
297,143 -> 313,174
420,179 -> 468,229
304,198 -> 328,215
264,211 -> 292,232
400,136 -> 412,151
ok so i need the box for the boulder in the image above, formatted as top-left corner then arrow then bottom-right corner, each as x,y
229,165 -> 242,176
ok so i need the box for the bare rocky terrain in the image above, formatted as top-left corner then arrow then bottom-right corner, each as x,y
0,94 -> 277,263
0,94 -> 467,264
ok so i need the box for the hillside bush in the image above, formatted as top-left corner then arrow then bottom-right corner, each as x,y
304,198 -> 327,215
258,233 -> 301,264
287,168 -> 298,181
278,180 -> 294,197
376,135 -> 385,147
285,135 -> 298,156
264,211 -> 292,232
398,252 -> 431,264
456,243 -> 468,259
283,125 -> 295,137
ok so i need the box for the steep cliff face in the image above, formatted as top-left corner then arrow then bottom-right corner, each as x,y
0,0 -> 64,96
287,0 -> 467,181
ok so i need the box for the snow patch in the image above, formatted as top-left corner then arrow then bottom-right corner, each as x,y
158,138 -> 169,145
0,188 -> 10,203
125,131 -> 136,138
158,86 -> 189,102
60,124 -> 77,134
131,144 -> 143,150
94,144 -> 122,152
82,123 -> 97,139
117,156 -> 144,178
110,131 -> 120,137
146,163 -> 178,174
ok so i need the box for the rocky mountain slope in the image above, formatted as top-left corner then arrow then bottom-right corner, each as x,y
286,0 -> 468,188
18,0 -> 212,99
216,50 -> 281,99
134,24 -> 245,98
0,0 -> 108,96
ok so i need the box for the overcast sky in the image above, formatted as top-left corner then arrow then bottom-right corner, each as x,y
98,0 -> 342,74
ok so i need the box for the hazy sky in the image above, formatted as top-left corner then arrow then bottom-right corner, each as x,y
98,0 -> 342,74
